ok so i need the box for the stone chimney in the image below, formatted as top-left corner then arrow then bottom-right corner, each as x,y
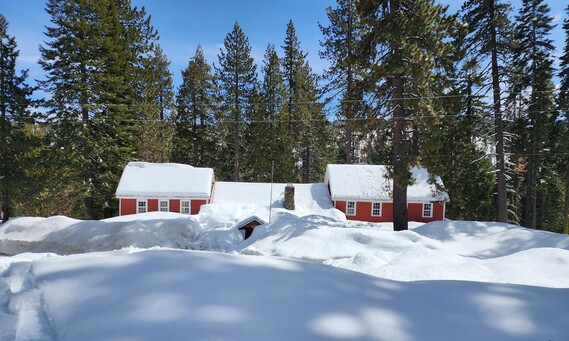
284,183 -> 295,210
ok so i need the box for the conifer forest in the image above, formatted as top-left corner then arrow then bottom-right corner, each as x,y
1,0 -> 568,234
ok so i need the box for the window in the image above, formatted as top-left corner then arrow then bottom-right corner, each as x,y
137,200 -> 147,214
346,201 -> 356,216
422,203 -> 433,218
159,200 -> 169,212
181,200 -> 190,214
372,202 -> 382,216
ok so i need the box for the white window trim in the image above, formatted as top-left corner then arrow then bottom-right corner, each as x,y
137,199 -> 147,214
159,200 -> 169,212
422,203 -> 433,218
346,201 -> 356,216
180,200 -> 191,215
371,202 -> 382,217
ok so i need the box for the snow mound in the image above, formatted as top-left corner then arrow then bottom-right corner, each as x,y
239,213 -> 442,262
240,216 -> 569,288
0,213 -> 200,255
1,248 -> 567,341
414,220 -> 569,258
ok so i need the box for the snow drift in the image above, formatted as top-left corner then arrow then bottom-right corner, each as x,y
0,213 -> 200,255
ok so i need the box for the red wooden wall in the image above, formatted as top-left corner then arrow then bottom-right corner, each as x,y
334,200 -> 444,223
118,198 -> 208,216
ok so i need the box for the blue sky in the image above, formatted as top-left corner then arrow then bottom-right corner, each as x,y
1,0 -> 567,93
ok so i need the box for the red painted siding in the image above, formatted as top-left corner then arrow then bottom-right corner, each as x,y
169,199 -> 180,213
191,199 -> 207,214
334,200 -> 444,223
120,198 -> 136,216
148,199 -> 158,212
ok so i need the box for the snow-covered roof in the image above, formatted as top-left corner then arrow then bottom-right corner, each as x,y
324,164 -> 448,202
115,162 -> 213,198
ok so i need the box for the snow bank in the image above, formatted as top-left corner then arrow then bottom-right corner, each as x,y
240,216 -> 569,288
0,212 -> 200,255
1,248 -> 567,341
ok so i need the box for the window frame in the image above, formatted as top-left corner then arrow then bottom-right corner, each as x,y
159,200 -> 169,212
422,203 -> 433,218
371,202 -> 382,217
346,201 -> 356,216
180,200 -> 191,215
137,199 -> 147,214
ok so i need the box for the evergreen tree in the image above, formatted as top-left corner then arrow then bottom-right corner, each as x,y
282,20 -> 333,182
0,14 -> 38,223
357,0 -> 458,230
134,44 -> 175,162
559,4 -> 569,234
510,0 -> 556,229
461,0 -> 512,223
320,0 -> 367,164
244,44 -> 292,182
430,57 -> 495,221
40,0 -> 136,219
215,22 -> 257,181
173,45 -> 216,167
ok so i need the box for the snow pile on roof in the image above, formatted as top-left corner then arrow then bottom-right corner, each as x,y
0,213 -> 200,255
1,248 -> 568,341
205,182 -> 345,226
239,215 -> 569,288
115,162 -> 213,198
325,164 -> 448,201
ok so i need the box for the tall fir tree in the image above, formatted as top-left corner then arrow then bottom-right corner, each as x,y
282,20 -> 334,182
559,4 -> 569,234
510,0 -> 557,229
40,0 -> 136,219
215,22 -> 257,181
320,0 -> 367,164
461,0 -> 512,223
357,0 -> 458,230
243,44 -> 292,182
173,45 -> 217,167
0,14 -> 38,223
134,44 -> 175,163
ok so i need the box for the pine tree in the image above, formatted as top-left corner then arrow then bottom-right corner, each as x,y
282,20 -> 333,182
40,0 -> 136,219
0,14 -> 38,223
429,56 -> 495,221
461,0 -> 512,223
134,44 -> 175,163
173,45 -> 217,167
357,0 -> 458,231
242,44 -> 290,182
215,22 -> 257,181
320,0 -> 367,164
510,0 -> 556,229
559,4 -> 569,234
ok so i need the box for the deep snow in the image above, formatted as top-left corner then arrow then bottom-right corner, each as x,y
1,212 -> 569,340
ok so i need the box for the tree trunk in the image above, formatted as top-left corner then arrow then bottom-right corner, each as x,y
563,162 -> 569,234
392,73 -> 408,231
490,0 -> 508,223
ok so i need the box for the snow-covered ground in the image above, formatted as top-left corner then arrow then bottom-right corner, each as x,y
1,211 -> 569,340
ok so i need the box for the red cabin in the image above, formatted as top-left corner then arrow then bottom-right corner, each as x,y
324,164 -> 448,223
115,162 -> 214,216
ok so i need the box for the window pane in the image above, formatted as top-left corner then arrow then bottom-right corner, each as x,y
159,200 -> 168,212
181,201 -> 190,214
372,202 -> 381,216
346,201 -> 356,215
137,201 -> 147,214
